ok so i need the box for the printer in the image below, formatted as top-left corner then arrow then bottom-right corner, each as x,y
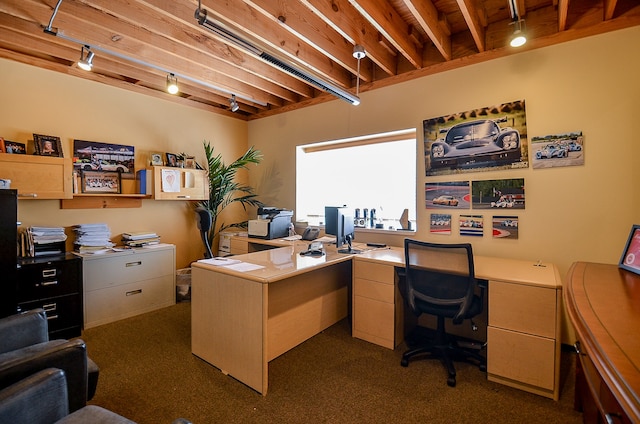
248,207 -> 294,240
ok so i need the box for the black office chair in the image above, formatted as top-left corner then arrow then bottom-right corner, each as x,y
195,207 -> 213,259
400,239 -> 486,387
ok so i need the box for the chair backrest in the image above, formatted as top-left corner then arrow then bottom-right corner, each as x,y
403,239 -> 477,323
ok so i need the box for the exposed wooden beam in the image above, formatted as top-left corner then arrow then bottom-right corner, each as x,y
348,0 -> 423,69
403,0 -> 453,60
456,0 -> 485,53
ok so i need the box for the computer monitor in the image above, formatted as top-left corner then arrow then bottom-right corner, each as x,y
325,206 -> 359,254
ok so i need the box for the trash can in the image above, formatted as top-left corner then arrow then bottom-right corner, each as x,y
176,268 -> 191,302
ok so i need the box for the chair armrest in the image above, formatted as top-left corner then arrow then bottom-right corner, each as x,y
0,309 -> 49,354
0,368 -> 69,424
0,339 -> 88,413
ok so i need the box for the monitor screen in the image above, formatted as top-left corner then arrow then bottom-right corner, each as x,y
325,206 -> 358,253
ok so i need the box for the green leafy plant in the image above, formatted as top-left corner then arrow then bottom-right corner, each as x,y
197,141 -> 263,250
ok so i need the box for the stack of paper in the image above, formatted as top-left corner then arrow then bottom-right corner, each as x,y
122,231 -> 160,247
20,226 -> 67,257
73,223 -> 114,253
30,226 -> 67,244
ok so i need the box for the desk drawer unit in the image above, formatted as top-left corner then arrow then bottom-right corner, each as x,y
352,260 -> 402,349
82,245 -> 176,328
487,280 -> 561,400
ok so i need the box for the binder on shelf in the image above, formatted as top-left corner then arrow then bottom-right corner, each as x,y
137,169 -> 152,195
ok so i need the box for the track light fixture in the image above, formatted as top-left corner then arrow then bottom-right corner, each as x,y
194,1 -> 360,106
508,0 -> 527,48
229,95 -> 240,112
166,73 -> 179,95
78,45 -> 95,71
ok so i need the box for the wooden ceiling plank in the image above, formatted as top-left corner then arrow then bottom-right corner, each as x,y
455,0 -> 486,52
348,0 -> 423,69
299,0 -> 397,76
558,0 -> 570,31
402,0 -> 453,60
243,0 -> 373,82
70,0 -> 304,103
604,0 -> 618,20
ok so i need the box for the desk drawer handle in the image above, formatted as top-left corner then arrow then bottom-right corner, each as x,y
42,269 -> 57,278
126,289 -> 142,296
177,195 -> 191,199
18,193 -> 38,198
38,280 -> 59,287
43,303 -> 57,314
126,261 -> 142,267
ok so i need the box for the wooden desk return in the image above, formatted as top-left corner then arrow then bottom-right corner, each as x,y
565,262 -> 640,423
192,241 -> 563,397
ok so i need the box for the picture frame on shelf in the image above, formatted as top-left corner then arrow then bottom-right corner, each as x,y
166,152 -> 178,167
33,134 -> 63,157
184,156 -> 196,168
619,224 -> 640,275
4,140 -> 26,154
151,152 -> 164,166
81,170 -> 122,194
0,137 -> 4,153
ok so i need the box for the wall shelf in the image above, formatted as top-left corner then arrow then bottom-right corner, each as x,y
60,193 -> 151,209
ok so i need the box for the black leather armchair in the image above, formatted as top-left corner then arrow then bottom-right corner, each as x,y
0,309 -> 99,412
0,368 -> 193,424
400,239 -> 486,387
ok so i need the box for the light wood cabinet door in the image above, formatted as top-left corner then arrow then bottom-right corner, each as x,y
0,154 -> 72,199
151,166 -> 208,200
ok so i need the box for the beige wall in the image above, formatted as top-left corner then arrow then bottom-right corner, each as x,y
249,26 -> 640,284
0,58 -> 249,269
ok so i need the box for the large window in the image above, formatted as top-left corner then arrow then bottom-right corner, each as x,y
296,128 -> 417,230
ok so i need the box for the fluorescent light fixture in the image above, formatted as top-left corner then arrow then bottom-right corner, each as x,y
166,73 -> 179,94
194,5 -> 360,106
78,45 -> 94,71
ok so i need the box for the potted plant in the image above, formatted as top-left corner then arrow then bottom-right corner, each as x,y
196,141 -> 263,255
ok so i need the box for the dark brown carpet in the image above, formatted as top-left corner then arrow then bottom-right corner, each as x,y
81,303 -> 582,424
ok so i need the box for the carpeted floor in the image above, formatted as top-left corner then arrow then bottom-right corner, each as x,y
81,303 -> 582,424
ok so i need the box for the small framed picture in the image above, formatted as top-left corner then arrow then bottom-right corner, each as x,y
33,134 -> 63,157
184,156 -> 196,169
0,137 -> 4,153
4,140 -> 26,154
165,152 -> 178,167
150,152 -> 164,166
619,224 -> 640,275
81,170 -> 122,194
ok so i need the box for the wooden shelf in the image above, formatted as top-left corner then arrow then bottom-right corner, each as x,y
60,193 -> 151,209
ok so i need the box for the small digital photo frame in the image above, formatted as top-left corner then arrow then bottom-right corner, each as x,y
619,224 -> 640,275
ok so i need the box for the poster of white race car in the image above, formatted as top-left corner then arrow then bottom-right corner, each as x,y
531,131 -> 584,169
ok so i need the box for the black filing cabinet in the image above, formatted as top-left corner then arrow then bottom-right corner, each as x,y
17,254 -> 83,339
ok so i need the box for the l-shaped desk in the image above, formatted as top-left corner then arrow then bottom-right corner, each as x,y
191,237 -> 562,399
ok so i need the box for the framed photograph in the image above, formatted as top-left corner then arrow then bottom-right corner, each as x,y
619,224 -> 640,275
165,152 -> 178,167
151,152 -> 164,166
184,156 -> 196,169
73,139 -> 135,179
81,170 -> 122,194
4,140 -> 26,154
33,134 -> 63,157
0,137 -> 4,153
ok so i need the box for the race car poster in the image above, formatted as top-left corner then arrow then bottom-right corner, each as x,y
531,131 -> 584,169
423,100 -> 528,176
493,216 -> 519,239
459,215 -> 483,237
471,178 -> 525,210
73,140 -> 135,179
430,213 -> 452,235
425,181 -> 470,209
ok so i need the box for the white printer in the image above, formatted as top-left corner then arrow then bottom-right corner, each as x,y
248,207 -> 294,239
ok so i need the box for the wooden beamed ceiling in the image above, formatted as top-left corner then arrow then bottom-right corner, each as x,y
0,0 -> 638,120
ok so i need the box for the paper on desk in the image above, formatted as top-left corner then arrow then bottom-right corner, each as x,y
197,257 -> 241,266
222,262 -> 265,272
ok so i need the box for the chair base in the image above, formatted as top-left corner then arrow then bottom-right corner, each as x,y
400,322 -> 486,387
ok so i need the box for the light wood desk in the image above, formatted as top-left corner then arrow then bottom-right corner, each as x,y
565,262 -> 640,423
192,238 -> 563,398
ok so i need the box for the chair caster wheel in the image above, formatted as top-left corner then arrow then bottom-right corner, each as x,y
400,358 -> 409,367
447,377 -> 456,387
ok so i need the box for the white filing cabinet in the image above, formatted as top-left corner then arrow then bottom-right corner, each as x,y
81,244 -> 176,328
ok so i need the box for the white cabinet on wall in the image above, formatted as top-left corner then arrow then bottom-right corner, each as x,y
80,244 -> 176,328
